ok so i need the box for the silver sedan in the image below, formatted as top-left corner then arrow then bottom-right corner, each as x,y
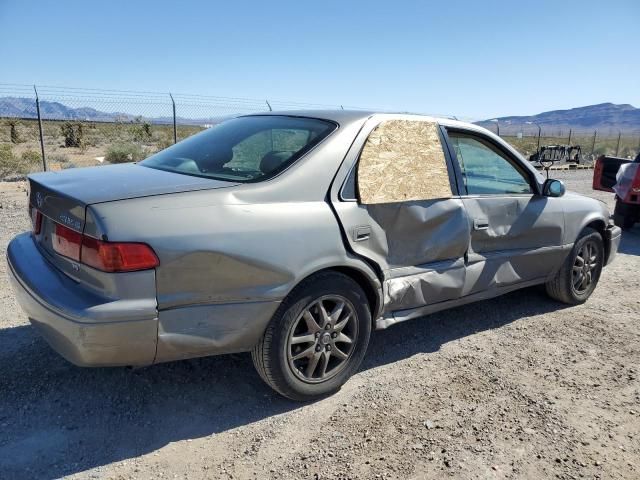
7,111 -> 621,400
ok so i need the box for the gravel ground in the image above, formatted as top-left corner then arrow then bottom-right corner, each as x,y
1,170 -> 639,480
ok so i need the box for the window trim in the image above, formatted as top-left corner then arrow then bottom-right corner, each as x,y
442,127 -> 540,197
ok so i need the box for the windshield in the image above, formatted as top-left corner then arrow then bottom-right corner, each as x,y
141,115 -> 336,182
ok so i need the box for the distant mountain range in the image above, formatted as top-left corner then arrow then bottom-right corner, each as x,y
0,96 -> 229,125
476,103 -> 640,134
2,96 -> 639,133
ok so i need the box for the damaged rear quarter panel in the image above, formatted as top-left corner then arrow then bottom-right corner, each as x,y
89,188 -> 379,360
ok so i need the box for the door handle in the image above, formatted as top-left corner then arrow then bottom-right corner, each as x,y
473,219 -> 489,231
353,225 -> 371,242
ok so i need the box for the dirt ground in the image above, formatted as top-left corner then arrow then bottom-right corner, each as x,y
0,170 -> 638,480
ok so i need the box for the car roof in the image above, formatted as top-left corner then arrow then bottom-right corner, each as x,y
244,109 -> 478,129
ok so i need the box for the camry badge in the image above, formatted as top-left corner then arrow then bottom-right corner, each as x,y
36,191 -> 43,208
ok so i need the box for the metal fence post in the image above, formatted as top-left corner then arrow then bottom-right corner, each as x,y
615,131 -> 621,157
169,93 -> 177,144
591,130 -> 597,157
567,128 -> 572,146
33,85 -> 47,172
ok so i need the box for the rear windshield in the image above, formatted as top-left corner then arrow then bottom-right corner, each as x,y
141,115 -> 336,182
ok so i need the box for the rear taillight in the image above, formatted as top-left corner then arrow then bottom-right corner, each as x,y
81,236 -> 159,272
52,222 -> 82,261
50,221 -> 159,272
30,207 -> 42,235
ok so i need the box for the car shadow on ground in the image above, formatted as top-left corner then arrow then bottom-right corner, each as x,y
0,285 -> 573,479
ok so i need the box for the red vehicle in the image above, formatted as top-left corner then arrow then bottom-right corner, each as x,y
593,153 -> 640,229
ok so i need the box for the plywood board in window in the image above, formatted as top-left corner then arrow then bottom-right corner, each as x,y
357,120 -> 452,204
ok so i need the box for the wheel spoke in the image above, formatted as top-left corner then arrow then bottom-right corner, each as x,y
317,302 -> 330,328
306,352 -> 321,377
329,301 -> 345,326
334,313 -> 352,333
332,346 -> 348,361
292,345 -> 315,361
335,332 -> 353,344
579,273 -> 589,290
574,255 -> 585,268
303,310 -> 321,333
320,351 -> 331,378
291,333 -> 316,345
573,272 -> 584,288
572,265 -> 582,275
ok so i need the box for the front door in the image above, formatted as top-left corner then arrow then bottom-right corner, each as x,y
443,128 -> 565,296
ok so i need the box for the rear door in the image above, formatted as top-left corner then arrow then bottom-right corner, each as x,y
330,115 -> 471,314
442,127 -> 565,295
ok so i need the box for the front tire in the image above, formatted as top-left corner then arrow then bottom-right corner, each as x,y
252,271 -> 371,401
545,228 -> 604,305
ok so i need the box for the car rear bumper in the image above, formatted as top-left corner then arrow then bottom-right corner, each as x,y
6,233 -> 158,367
605,224 -> 621,265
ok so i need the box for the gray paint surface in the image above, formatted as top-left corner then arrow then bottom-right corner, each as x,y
6,110 -> 620,367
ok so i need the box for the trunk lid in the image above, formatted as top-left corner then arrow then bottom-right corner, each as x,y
29,163 -> 238,232
28,163 -> 238,280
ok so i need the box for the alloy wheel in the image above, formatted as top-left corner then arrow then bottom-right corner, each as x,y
572,240 -> 599,294
287,295 -> 358,383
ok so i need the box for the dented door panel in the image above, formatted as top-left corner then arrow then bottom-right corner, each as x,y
385,257 -> 466,310
461,194 -> 565,294
366,199 -> 469,268
333,198 -> 471,311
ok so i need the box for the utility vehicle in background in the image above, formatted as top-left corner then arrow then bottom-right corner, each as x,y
593,153 -> 640,229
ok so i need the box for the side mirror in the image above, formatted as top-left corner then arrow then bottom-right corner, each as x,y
543,179 -> 565,198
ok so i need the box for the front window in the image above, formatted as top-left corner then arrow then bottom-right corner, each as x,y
142,116 -> 336,182
448,132 -> 533,195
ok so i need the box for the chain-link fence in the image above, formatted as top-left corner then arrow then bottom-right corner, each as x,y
1,83 -> 639,179
0,83 -> 363,177
482,122 -> 640,165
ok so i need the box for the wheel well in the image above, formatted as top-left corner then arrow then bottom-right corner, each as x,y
585,219 -> 606,237
326,266 -> 381,321
584,219 -> 608,260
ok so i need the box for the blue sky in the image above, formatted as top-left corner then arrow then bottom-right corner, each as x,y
0,0 -> 638,119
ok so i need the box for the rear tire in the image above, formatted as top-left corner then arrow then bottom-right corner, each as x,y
252,271 -> 371,401
545,228 -> 604,305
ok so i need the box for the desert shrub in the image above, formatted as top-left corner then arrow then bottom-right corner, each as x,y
131,121 -> 152,142
48,152 -> 69,164
0,144 -> 30,178
105,143 -> 145,163
155,134 -> 175,152
4,119 -> 23,144
61,161 -> 77,170
60,121 -> 84,148
21,149 -> 42,164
